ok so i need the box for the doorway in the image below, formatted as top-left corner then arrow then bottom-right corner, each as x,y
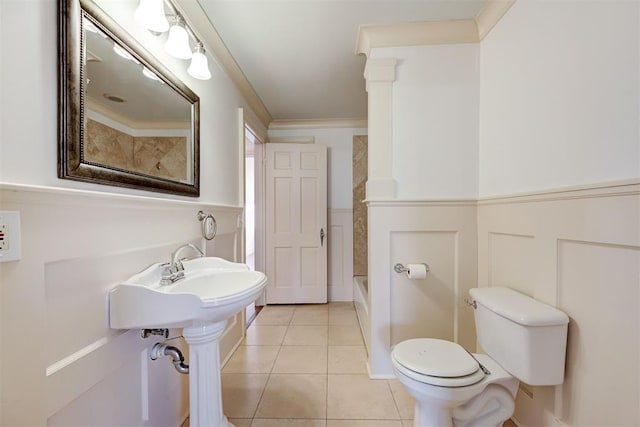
264,143 -> 328,304
244,123 -> 265,324
245,131 -> 256,271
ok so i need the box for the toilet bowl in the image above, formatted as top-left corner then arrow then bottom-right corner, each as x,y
391,339 -> 519,427
391,287 -> 569,427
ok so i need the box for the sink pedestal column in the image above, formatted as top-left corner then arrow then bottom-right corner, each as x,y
183,320 -> 232,427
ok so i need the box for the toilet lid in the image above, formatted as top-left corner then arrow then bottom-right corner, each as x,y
392,338 -> 480,378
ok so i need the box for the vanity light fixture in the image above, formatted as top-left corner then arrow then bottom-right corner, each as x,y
187,43 -> 211,80
164,16 -> 192,59
134,0 -> 212,80
134,0 -> 169,33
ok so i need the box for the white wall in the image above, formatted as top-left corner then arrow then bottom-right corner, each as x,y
268,126 -> 367,209
371,44 -> 480,199
479,0 -> 640,196
0,0 -> 260,425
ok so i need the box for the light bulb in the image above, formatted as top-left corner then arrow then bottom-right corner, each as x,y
164,17 -> 192,59
134,0 -> 169,33
188,44 -> 211,80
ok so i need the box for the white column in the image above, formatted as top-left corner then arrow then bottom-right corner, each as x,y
364,57 -> 398,377
363,58 -> 397,200
183,321 -> 232,427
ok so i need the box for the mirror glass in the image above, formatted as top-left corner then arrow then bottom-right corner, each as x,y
59,0 -> 200,196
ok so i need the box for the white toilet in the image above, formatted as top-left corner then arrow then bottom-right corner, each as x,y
391,287 -> 569,427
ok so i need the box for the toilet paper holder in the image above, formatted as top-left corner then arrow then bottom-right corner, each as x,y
394,263 -> 430,274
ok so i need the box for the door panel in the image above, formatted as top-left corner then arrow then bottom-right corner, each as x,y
266,143 -> 327,304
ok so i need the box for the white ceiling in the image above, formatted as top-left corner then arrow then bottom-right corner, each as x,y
197,0 -> 487,122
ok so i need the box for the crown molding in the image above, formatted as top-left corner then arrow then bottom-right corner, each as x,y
268,136 -> 316,144
269,118 -> 368,131
86,98 -> 190,130
356,20 -> 479,56
356,0 -> 516,57
174,0 -> 272,129
476,0 -> 516,40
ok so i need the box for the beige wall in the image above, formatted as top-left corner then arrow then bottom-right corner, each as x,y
86,119 -> 188,181
478,182 -> 640,426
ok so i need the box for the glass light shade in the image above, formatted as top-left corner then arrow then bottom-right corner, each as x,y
188,46 -> 211,80
142,67 -> 162,82
134,0 -> 169,33
164,21 -> 192,59
84,20 -> 99,33
113,44 -> 135,61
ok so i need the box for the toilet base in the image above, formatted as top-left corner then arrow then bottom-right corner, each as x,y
413,400 -> 456,427
452,384 -> 516,427
411,383 -> 515,427
393,354 -> 519,427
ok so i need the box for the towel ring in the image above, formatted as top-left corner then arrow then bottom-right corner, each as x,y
197,210 -> 217,240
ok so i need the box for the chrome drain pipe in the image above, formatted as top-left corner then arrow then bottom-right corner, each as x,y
150,343 -> 189,374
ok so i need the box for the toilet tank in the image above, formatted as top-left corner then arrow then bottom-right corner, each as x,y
469,287 -> 569,386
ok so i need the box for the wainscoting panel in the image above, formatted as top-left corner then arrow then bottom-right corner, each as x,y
0,185 -> 245,426
558,239 -> 639,426
477,181 -> 640,427
390,231 -> 458,344
367,201 -> 477,376
487,232 -> 536,296
328,209 -> 354,301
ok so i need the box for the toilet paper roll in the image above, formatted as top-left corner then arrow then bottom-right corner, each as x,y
407,263 -> 427,279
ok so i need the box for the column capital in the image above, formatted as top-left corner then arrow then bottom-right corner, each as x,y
364,58 -> 397,84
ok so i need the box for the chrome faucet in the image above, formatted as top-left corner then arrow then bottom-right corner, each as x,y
160,243 -> 205,286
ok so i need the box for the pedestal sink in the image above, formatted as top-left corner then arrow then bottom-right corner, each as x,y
109,257 -> 267,427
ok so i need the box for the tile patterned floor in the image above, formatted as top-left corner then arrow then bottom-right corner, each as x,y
189,302 -> 519,427
220,302 -> 414,427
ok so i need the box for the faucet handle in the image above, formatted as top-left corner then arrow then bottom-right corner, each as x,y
175,259 -> 185,272
161,263 -> 173,276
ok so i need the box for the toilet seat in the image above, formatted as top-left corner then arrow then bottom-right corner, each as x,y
392,339 -> 485,387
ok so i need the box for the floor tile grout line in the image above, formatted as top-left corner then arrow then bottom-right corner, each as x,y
386,376 -> 404,421
325,327 -> 329,421
230,303 -> 370,425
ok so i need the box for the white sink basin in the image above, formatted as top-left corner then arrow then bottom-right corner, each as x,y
109,257 -> 267,329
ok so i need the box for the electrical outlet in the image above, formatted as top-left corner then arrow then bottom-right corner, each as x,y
0,224 -> 7,250
0,211 -> 21,262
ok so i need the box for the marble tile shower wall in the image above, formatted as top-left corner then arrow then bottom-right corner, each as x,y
85,119 -> 187,180
352,135 -> 368,277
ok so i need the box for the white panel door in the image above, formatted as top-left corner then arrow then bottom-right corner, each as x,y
265,143 -> 327,303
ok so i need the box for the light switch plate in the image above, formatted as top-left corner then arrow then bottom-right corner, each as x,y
0,211 -> 21,262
